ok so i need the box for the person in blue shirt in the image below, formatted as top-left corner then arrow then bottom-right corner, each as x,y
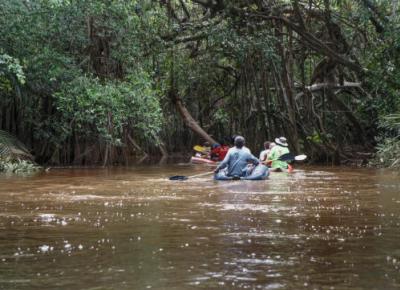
214,136 -> 259,179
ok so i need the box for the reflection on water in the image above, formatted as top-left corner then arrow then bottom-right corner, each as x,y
0,165 -> 399,289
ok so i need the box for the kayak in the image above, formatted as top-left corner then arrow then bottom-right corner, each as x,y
191,156 -> 217,165
214,164 -> 269,181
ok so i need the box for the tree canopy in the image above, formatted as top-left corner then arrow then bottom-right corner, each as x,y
0,0 -> 399,166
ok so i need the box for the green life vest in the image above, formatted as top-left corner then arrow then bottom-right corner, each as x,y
269,145 -> 289,169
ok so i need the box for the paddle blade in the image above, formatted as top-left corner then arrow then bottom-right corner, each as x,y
277,153 -> 295,162
294,154 -> 307,161
193,145 -> 208,153
169,175 -> 188,181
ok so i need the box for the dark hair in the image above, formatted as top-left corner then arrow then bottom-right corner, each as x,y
263,141 -> 271,150
234,136 -> 245,148
231,135 -> 237,144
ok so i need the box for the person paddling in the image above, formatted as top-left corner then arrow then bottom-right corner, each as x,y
265,137 -> 290,171
259,141 -> 276,162
231,134 -> 251,154
210,142 -> 230,161
214,136 -> 259,179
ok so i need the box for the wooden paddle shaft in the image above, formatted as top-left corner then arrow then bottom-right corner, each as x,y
188,171 -> 214,178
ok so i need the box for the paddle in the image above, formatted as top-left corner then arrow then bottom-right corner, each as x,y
294,154 -> 307,161
193,145 -> 209,153
169,171 -> 214,181
278,153 -> 307,162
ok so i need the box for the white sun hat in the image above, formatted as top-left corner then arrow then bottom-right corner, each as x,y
275,137 -> 288,147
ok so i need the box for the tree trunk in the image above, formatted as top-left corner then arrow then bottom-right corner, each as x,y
171,91 -> 217,145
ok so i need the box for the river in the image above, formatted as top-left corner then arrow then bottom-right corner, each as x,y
0,165 -> 399,289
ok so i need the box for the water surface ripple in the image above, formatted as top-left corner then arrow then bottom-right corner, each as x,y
0,166 -> 399,289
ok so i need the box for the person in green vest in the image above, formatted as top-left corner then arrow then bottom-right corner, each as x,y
265,136 -> 290,171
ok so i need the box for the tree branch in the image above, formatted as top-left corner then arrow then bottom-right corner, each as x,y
295,82 -> 362,100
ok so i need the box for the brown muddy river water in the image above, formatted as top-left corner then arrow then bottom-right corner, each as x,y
0,165 -> 399,290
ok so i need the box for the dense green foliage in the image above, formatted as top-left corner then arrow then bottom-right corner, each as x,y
0,129 -> 40,173
373,114 -> 400,168
0,0 -> 164,164
0,157 -> 41,173
0,0 -> 399,166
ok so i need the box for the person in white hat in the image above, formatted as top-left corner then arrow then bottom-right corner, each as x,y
264,136 -> 290,171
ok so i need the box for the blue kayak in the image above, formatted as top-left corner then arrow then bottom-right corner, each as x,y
214,164 -> 269,181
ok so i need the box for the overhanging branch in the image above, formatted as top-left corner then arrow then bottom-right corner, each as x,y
295,82 -> 362,100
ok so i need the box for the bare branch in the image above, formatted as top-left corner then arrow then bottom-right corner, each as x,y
295,82 -> 362,100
